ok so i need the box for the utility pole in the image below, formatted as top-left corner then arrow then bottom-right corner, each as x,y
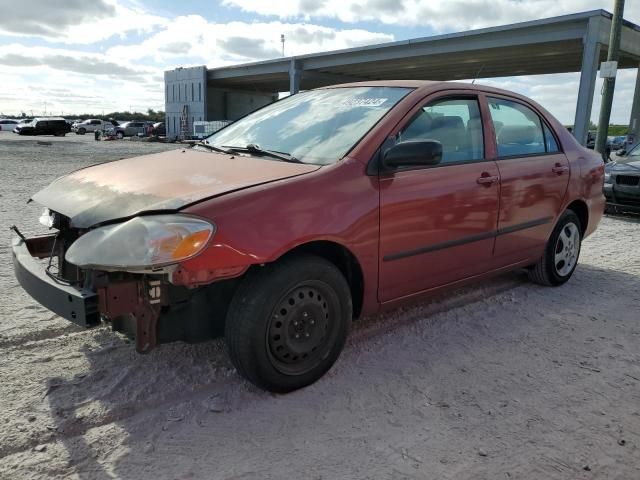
281,34 -> 285,57
595,0 -> 625,160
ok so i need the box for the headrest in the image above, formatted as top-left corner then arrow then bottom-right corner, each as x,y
498,125 -> 538,145
431,115 -> 465,132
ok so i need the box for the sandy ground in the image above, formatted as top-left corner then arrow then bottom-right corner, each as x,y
0,130 -> 639,479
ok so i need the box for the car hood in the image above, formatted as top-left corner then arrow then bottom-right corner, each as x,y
32,148 -> 320,228
606,159 -> 640,173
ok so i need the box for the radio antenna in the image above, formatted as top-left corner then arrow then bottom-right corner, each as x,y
471,64 -> 485,85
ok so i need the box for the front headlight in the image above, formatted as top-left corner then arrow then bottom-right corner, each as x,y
65,215 -> 215,271
604,172 -> 611,184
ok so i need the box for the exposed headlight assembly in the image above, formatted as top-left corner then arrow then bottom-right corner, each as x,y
65,215 -> 215,271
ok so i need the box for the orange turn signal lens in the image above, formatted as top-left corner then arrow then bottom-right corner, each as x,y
171,230 -> 212,260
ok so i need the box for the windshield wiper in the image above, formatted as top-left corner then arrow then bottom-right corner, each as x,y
223,144 -> 302,163
194,141 -> 232,154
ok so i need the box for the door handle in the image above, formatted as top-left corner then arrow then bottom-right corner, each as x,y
552,164 -> 569,174
476,174 -> 499,186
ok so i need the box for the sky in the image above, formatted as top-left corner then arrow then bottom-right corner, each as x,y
0,0 -> 638,125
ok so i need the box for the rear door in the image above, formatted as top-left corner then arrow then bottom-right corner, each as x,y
485,96 -> 570,266
379,94 -> 500,302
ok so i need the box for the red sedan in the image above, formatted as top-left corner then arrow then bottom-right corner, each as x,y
12,81 -> 605,392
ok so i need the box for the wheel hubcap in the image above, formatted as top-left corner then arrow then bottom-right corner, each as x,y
267,285 -> 333,375
554,222 -> 580,277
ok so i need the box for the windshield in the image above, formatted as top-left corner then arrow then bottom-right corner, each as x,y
618,143 -> 640,163
206,86 -> 412,165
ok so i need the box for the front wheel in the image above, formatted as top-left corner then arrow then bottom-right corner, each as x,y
116,131 -> 124,139
78,128 -> 86,135
528,210 -> 582,286
225,254 -> 352,393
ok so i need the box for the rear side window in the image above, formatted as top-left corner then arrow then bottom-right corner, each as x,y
488,97 -> 545,157
543,124 -> 560,153
398,97 -> 484,164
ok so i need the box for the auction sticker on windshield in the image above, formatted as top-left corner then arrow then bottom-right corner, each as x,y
338,98 -> 388,107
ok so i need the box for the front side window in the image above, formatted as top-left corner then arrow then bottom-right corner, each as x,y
207,87 -> 412,165
398,97 -> 484,164
488,97 -> 545,157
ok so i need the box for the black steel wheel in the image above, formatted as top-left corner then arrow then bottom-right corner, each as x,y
225,254 -> 352,393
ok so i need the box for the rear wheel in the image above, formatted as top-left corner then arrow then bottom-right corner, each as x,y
528,210 -> 582,286
225,254 -> 352,393
78,127 -> 86,135
116,131 -> 124,139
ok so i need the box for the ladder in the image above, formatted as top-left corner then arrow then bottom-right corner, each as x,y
179,104 -> 189,139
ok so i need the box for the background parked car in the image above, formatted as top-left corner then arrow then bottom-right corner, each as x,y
0,119 -> 19,131
151,122 -> 166,136
13,118 -> 70,136
72,119 -> 108,135
604,142 -> 640,213
609,135 -> 627,151
112,121 -> 147,139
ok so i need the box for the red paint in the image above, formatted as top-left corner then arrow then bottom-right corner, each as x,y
177,81 -> 604,316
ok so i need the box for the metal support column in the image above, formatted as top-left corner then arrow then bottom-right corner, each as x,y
289,59 -> 302,95
628,66 -> 640,146
595,0 -> 625,158
574,18 -> 602,146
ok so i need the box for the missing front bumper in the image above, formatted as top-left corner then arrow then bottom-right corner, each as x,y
12,234 -> 168,352
12,234 -> 100,328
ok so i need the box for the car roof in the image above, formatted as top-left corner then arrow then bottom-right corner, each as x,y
319,80 -> 537,103
34,117 -> 65,121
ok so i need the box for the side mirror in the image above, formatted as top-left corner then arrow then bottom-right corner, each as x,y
382,140 -> 443,170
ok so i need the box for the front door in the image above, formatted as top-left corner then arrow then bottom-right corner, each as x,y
379,95 -> 500,302
485,96 -> 571,266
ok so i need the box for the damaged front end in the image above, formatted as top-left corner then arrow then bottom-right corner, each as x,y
11,209 -> 222,353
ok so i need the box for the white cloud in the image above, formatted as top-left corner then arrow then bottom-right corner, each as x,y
0,44 -> 162,116
0,0 -> 166,43
0,13 -> 393,115
0,0 -> 637,125
222,0 -> 640,30
106,16 -> 393,66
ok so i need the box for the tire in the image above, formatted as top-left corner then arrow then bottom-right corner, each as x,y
116,131 -> 124,139
225,254 -> 352,393
528,210 -> 582,286
78,128 -> 86,135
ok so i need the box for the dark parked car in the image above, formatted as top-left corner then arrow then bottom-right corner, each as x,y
12,81 -> 604,393
604,142 -> 640,212
13,118 -> 70,136
586,131 -> 611,158
152,122 -> 166,136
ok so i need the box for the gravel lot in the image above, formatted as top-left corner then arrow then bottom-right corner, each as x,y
0,130 -> 639,479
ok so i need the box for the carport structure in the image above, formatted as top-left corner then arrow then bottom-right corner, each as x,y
202,10 -> 640,145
